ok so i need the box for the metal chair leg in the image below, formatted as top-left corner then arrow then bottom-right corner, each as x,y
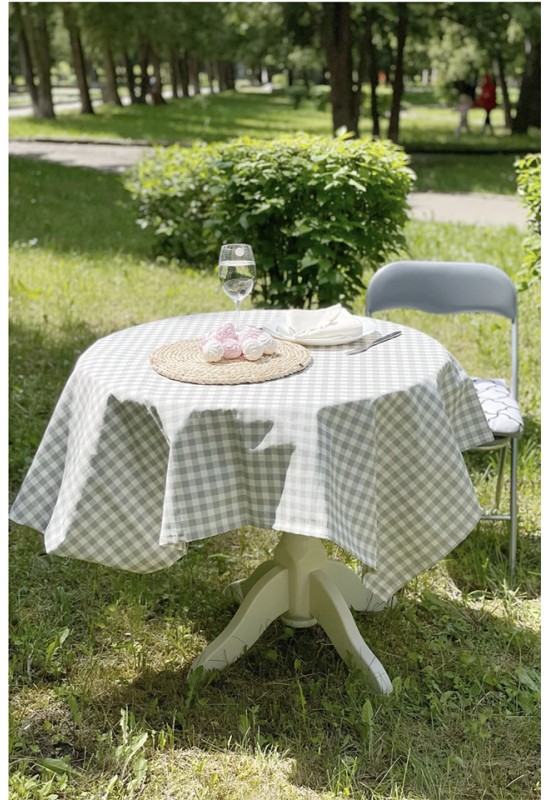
494,445 -> 507,510
509,438 -> 519,577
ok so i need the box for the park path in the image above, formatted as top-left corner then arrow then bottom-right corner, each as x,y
8,137 -> 527,229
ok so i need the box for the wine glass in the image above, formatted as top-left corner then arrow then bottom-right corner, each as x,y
218,243 -> 256,330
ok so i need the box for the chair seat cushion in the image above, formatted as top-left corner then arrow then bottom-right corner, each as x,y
472,378 -> 523,437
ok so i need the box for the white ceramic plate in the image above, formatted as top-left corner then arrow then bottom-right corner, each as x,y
265,317 -> 377,346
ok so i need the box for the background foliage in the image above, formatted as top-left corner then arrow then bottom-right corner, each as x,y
514,153 -> 541,290
125,134 -> 415,308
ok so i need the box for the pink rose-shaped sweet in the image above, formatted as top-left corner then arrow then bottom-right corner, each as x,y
223,338 -> 242,359
241,337 -> 264,361
201,338 -> 225,363
237,326 -> 261,344
215,323 -> 238,342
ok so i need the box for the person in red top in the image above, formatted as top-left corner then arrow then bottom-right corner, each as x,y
475,73 -> 497,133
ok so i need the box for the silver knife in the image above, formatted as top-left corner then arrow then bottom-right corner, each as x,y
345,330 -> 402,355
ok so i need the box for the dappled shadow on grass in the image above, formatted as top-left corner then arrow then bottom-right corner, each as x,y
78,579 -> 539,798
10,512 -> 540,797
9,156 -> 154,259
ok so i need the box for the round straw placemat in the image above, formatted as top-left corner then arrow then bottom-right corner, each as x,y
150,339 -> 312,385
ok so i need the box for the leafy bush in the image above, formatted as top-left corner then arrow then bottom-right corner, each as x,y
515,153 -> 541,290
125,133 -> 415,309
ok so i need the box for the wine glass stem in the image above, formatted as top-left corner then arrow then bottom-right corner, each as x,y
235,300 -> 241,330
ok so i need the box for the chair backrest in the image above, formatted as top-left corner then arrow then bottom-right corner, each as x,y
366,260 -> 518,396
366,261 -> 517,320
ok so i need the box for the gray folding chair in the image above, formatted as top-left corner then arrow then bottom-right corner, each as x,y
366,260 -> 523,575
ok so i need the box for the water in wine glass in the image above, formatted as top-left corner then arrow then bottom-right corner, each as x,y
218,244 -> 256,329
221,268 -> 254,304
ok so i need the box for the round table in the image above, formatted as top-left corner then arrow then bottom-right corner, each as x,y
10,310 -> 492,692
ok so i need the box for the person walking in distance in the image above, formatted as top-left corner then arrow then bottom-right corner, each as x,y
454,79 -> 476,137
475,72 -> 497,134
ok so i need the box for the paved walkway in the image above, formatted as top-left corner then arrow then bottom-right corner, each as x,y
8,138 -> 527,229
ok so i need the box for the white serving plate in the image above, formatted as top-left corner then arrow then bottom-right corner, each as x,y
265,317 -> 377,346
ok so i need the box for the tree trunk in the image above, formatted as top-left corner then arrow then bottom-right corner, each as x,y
34,5 -> 55,117
63,6 -> 94,114
20,3 -> 55,118
206,61 -> 216,93
512,37 -> 541,133
226,61 -> 235,90
101,40 -> 122,105
217,60 -> 227,92
360,5 -> 380,138
13,4 -> 39,115
169,53 -> 181,99
387,3 -> 408,142
322,2 -> 359,137
137,40 -> 150,103
149,48 -> 167,105
122,52 -> 138,104
179,55 -> 190,97
187,54 -> 201,96
494,50 -> 512,129
217,60 -> 235,91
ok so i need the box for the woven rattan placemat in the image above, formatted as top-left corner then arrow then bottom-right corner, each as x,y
150,339 -> 312,385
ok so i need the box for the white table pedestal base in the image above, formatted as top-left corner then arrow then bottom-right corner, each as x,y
191,532 -> 393,694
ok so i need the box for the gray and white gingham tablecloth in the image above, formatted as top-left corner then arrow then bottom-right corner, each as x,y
10,310 -> 493,601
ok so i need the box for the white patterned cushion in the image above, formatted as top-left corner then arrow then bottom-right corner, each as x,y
473,378 -> 523,438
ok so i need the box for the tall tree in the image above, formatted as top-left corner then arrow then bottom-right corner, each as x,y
62,4 -> 94,114
122,50 -> 138,104
149,45 -> 167,105
387,3 -> 408,142
12,2 -> 55,118
101,38 -> 122,105
321,2 -> 359,136
511,5 -> 541,132
80,3 -> 124,105
11,3 -> 39,114
358,4 -> 381,138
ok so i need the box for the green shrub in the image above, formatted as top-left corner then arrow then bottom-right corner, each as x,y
125,133 -> 415,309
515,153 -> 541,290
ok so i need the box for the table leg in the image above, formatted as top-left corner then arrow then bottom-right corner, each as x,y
309,569 -> 393,694
190,532 -> 393,693
327,561 -> 396,612
231,555 -> 394,613
191,565 -> 289,672
226,559 -> 277,603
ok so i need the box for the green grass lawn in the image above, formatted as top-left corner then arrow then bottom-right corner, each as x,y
410,153 -> 522,194
9,88 -> 540,153
9,157 -> 540,799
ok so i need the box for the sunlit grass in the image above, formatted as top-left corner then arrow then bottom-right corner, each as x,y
9,157 -> 540,799
9,92 -> 332,144
10,88 -> 540,155
410,153 -> 521,194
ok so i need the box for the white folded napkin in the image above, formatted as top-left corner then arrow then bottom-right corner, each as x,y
278,304 -> 363,341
